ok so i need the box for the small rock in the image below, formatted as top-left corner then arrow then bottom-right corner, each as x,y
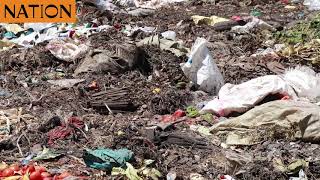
194,155 -> 201,162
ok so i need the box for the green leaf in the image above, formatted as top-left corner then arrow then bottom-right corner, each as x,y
186,106 -> 200,118
125,163 -> 143,180
112,163 -> 142,180
111,167 -> 126,176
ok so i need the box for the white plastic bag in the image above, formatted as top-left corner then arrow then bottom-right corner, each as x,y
303,0 -> 320,10
161,31 -> 176,41
231,17 -> 275,33
181,38 -> 224,95
94,0 -> 118,10
117,0 -> 137,7
200,75 -> 297,116
201,66 -> 320,116
46,39 -> 89,62
24,23 -> 55,32
284,66 -> 320,100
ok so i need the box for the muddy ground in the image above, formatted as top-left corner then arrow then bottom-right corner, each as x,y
0,0 -> 320,179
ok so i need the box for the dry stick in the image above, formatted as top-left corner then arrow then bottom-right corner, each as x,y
16,133 -> 24,156
104,103 -> 113,115
1,111 -> 11,134
109,119 -> 118,131
24,89 -> 45,110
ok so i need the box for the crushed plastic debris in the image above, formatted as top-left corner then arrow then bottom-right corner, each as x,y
83,148 -> 133,170
181,37 -> 224,94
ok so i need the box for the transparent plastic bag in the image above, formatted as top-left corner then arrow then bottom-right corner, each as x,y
181,38 -> 224,95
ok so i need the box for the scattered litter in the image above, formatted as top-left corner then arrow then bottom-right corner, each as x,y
289,169 -> 308,180
137,35 -> 189,57
161,31 -> 176,41
47,117 -> 85,144
181,38 -> 224,94
273,158 -> 308,174
47,79 -> 85,88
303,0 -> 320,10
112,160 -> 162,180
285,5 -> 297,9
33,147 -> 63,161
231,17 -> 275,33
201,66 -> 320,116
75,43 -> 141,75
46,39 -> 89,62
190,125 -> 212,136
210,100 -> 320,145
128,8 -> 156,17
83,148 -> 133,170
192,15 -> 229,26
166,171 -> 177,180
220,175 -> 235,180
0,108 -> 34,138
250,9 -> 262,17
190,173 -> 205,180
2,24 -> 24,34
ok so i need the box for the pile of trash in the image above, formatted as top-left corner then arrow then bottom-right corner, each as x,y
1,0 -> 320,179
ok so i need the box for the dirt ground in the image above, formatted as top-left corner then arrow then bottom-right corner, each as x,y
0,0 -> 320,179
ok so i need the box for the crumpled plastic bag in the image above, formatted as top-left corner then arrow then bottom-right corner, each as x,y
33,147 -> 62,161
24,23 -> 56,32
47,79 -> 85,88
134,0 -> 187,9
231,17 -> 275,33
0,108 -> 35,137
181,37 -> 224,95
117,0 -> 137,7
123,25 -> 156,36
46,39 -> 89,62
210,100 -> 320,145
201,66 -> 320,116
74,43 -> 140,75
284,66 -> 320,99
191,15 -> 228,26
201,75 -> 296,116
94,0 -> 118,10
83,148 -> 133,170
137,35 -> 189,57
303,0 -> 320,10
112,160 -> 162,180
161,30 -> 176,41
289,169 -> 308,180
127,8 -> 155,17
2,24 -> 24,34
